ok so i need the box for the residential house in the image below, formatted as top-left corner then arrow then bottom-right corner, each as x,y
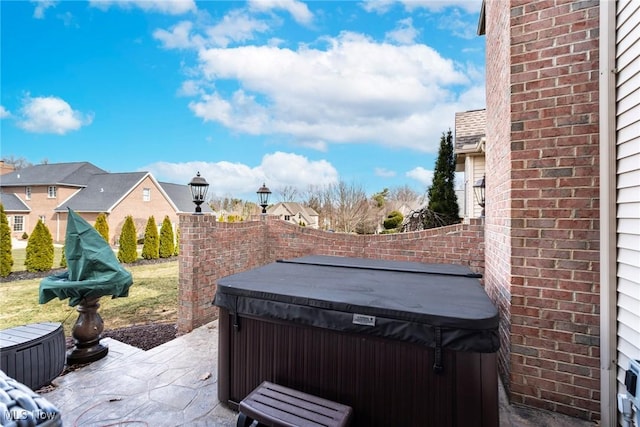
0,162 -> 209,245
267,202 -> 319,229
480,0 -> 640,424
454,108 -> 486,219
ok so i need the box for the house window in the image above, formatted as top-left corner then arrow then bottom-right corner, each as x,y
143,188 -> 151,202
25,187 -> 31,200
12,216 -> 24,232
284,215 -> 291,221
48,186 -> 57,198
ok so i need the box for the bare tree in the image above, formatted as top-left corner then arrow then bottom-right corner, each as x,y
1,156 -> 32,170
277,185 -> 298,202
329,181 -> 369,233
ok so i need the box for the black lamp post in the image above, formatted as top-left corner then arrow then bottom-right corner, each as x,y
473,175 -> 486,217
257,183 -> 271,214
188,172 -> 209,214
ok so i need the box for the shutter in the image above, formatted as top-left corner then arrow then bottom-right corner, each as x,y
615,0 -> 640,396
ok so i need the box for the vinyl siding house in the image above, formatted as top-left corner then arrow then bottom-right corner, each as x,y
267,202 -> 320,229
454,108 -> 486,220
0,162 -> 209,245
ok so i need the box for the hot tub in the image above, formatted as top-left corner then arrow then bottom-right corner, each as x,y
214,255 -> 500,427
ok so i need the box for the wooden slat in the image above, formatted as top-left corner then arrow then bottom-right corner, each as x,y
239,381 -> 352,427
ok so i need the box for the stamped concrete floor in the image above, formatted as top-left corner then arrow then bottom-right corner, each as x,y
42,320 -> 598,427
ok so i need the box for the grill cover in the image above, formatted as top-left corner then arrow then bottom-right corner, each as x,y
214,255 -> 500,353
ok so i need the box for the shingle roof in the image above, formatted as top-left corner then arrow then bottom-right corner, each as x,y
160,182 -> 214,214
455,109 -> 486,152
0,162 -> 107,187
54,172 -> 149,213
0,192 -> 30,212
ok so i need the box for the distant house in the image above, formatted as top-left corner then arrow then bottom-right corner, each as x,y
267,202 -> 319,229
0,161 -> 211,245
454,108 -> 486,220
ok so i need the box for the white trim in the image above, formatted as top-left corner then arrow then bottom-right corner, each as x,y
599,1 -> 618,425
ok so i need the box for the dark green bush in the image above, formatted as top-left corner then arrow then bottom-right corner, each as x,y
94,213 -> 110,244
141,216 -> 159,260
159,216 -> 175,258
0,204 -> 13,277
174,227 -> 180,256
25,220 -> 54,272
383,210 -> 404,231
118,216 -> 138,263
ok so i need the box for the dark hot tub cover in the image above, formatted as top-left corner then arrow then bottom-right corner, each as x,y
214,255 -> 500,353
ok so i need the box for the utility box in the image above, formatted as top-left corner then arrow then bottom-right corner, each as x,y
626,359 -> 640,409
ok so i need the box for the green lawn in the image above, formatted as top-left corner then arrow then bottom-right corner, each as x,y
0,251 -> 179,335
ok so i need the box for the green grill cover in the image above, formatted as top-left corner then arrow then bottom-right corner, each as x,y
39,209 -> 133,307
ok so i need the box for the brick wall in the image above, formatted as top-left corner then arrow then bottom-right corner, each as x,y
485,0 -> 600,421
483,0 -> 514,398
178,214 -> 485,333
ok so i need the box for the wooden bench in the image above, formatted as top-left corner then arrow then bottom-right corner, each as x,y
237,381 -> 352,427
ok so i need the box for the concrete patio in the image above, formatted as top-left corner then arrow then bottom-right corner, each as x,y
41,320 -> 598,427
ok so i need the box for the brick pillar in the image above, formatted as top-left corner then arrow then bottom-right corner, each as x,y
177,213 -> 217,333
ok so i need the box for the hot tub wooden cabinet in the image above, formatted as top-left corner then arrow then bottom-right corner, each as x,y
215,256 -> 500,427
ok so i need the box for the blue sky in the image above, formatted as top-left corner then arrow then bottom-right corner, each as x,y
1,0 -> 485,201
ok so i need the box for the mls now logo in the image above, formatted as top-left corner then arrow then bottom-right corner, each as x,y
3,408 -> 58,424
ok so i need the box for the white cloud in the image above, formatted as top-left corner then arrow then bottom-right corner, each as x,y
375,168 -> 396,178
16,96 -> 93,135
362,0 -> 482,14
248,0 -> 313,25
89,0 -> 196,15
385,18 -> 419,45
186,32 -> 478,153
204,9 -> 271,48
398,0 -> 482,14
0,106 -> 10,119
142,151 -> 338,198
406,167 -> 433,188
31,0 -> 57,19
154,21 -> 200,50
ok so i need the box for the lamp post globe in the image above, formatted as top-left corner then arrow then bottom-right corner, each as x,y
473,175 -> 486,217
257,183 -> 272,214
188,172 -> 210,214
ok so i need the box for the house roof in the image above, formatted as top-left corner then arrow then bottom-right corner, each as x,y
54,172 -> 150,213
268,202 -> 319,217
0,192 -> 30,212
454,109 -> 486,154
0,162 -> 107,187
0,161 -> 214,215
160,181 -> 214,214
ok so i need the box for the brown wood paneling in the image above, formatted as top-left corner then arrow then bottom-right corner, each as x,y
218,309 -> 498,427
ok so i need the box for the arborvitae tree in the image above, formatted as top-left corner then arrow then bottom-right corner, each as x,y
118,216 -> 138,263
141,216 -> 159,260
159,216 -> 175,258
0,204 -> 13,277
427,130 -> 460,227
174,227 -> 180,256
60,244 -> 67,268
25,220 -> 54,272
94,213 -> 110,244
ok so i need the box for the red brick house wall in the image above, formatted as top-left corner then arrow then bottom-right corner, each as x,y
178,215 -> 485,334
484,0 -> 600,420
